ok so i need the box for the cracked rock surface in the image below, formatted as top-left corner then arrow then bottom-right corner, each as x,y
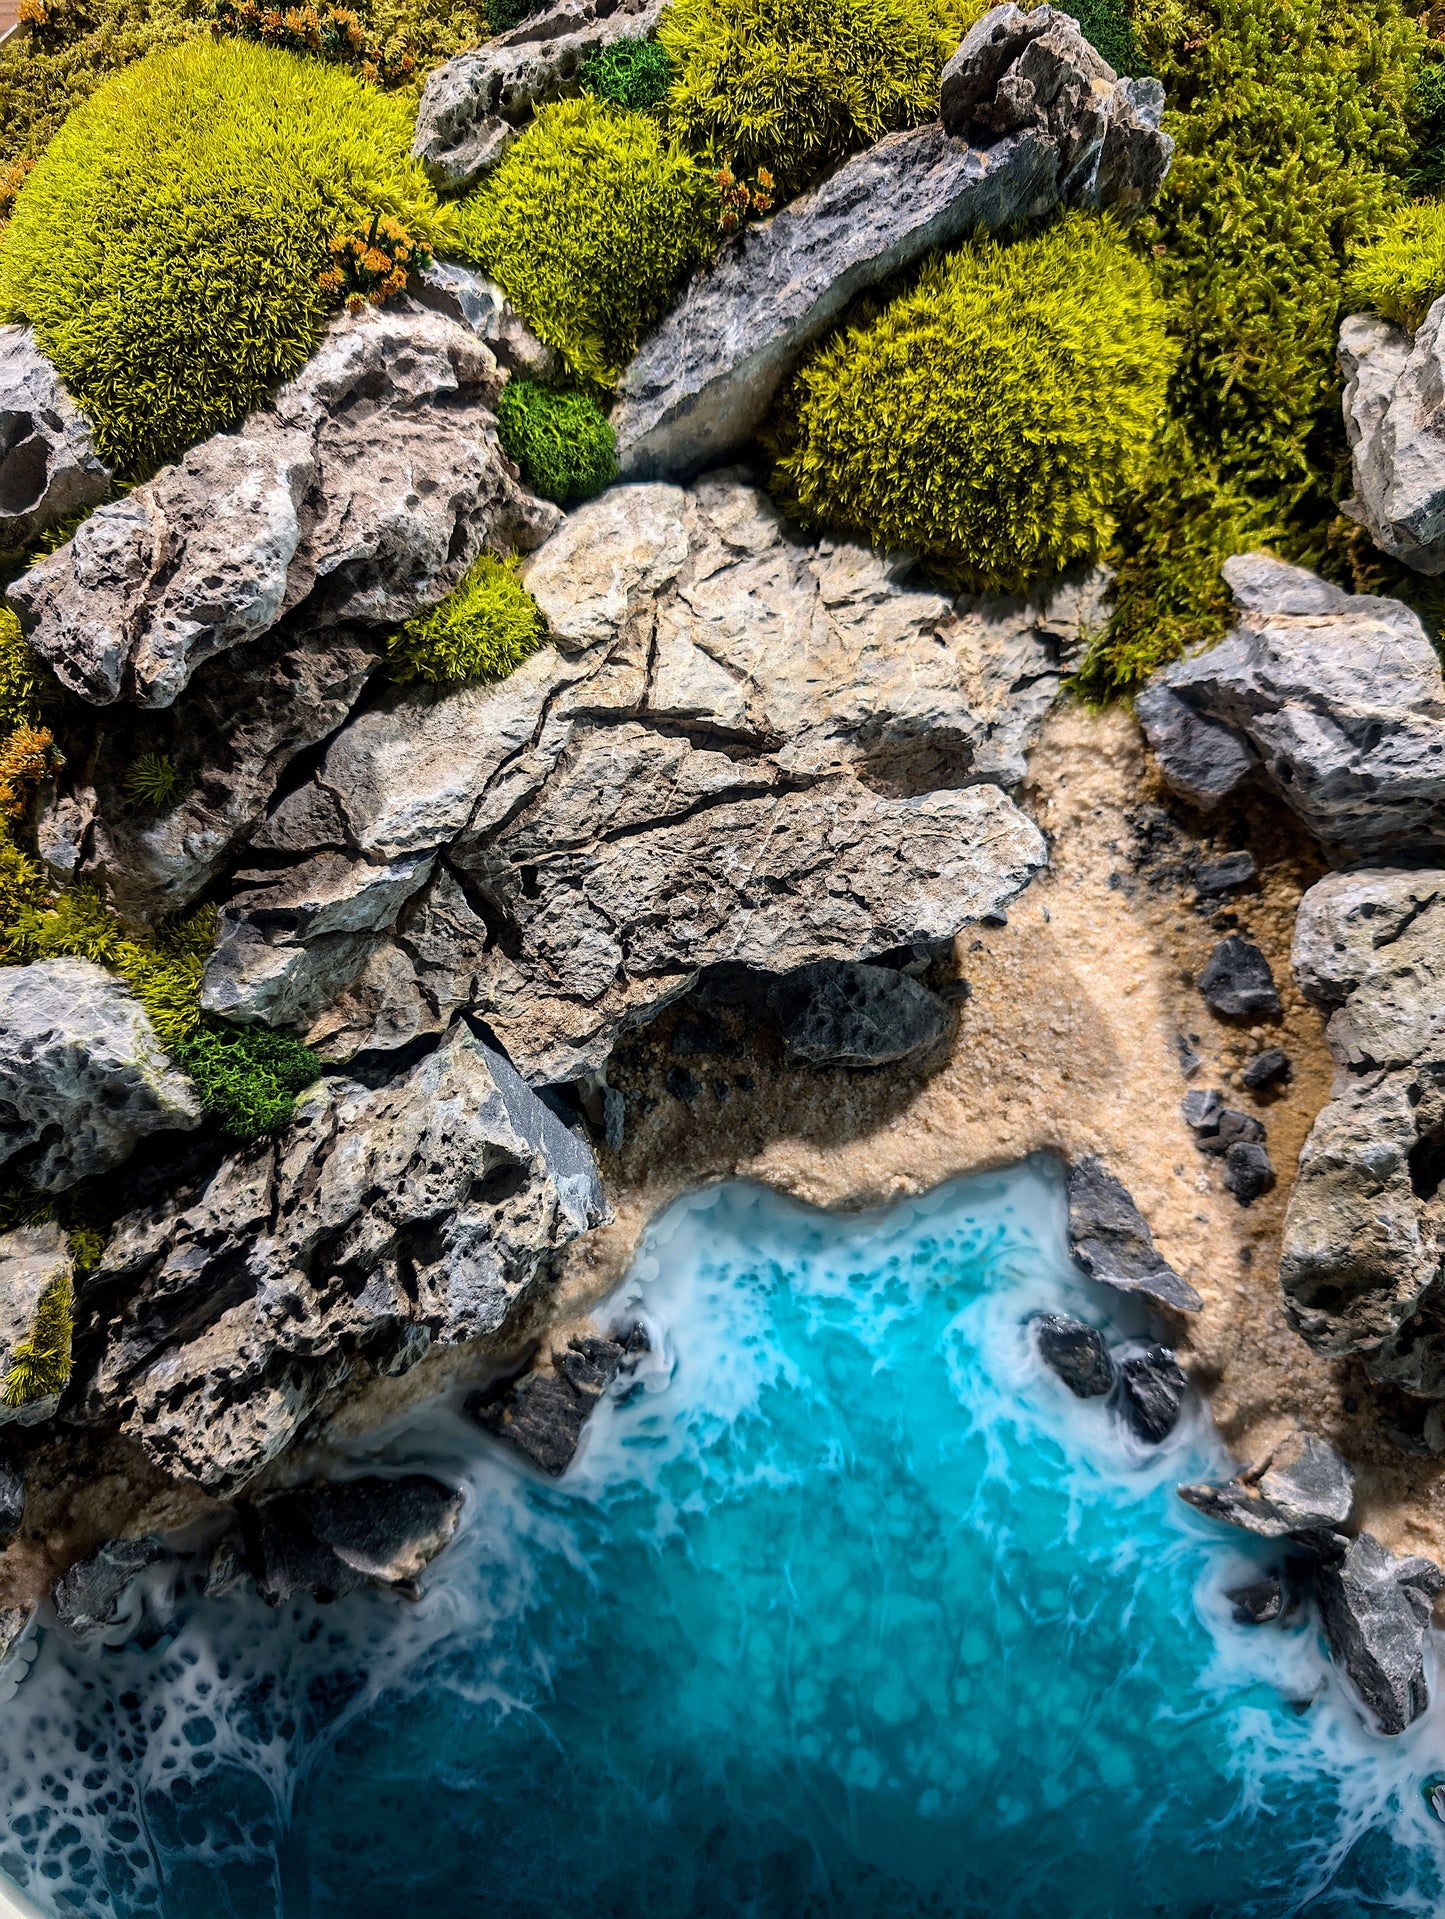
0,324 -> 112,556
1339,301 -> 1445,576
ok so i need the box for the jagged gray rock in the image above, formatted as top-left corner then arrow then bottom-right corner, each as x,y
0,1606 -> 30,1672
204,476 -> 1075,1080
468,1326 -> 647,1475
52,1535 -> 169,1640
1197,935 -> 1280,1019
413,260 -> 560,381
412,0 -> 665,190
1137,555 -> 1445,861
9,301 -> 558,710
0,1222 -> 73,1428
1115,1345 -> 1186,1443
1315,1531 -> 1444,1735
0,324 -> 112,555
236,1475 -> 463,1605
1066,1156 -> 1203,1313
83,1022 -> 606,1494
1033,1312 -> 1114,1397
0,1456 -> 23,1547
767,960 -> 950,1067
1282,870 -> 1445,1392
1179,1433 -> 1355,1538
0,960 -> 200,1190
1339,302 -> 1445,575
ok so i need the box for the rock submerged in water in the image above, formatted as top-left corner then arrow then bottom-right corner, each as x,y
468,1326 -> 649,1476
1226,1575 -> 1283,1625
1065,1157 -> 1202,1313
1115,1346 -> 1187,1443
1033,1312 -> 1114,1398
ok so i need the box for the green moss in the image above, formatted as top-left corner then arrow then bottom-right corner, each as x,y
1062,0 -> 1147,75
0,610 -> 54,733
769,213 -> 1175,590
3,1271 -> 74,1408
4,887 -> 215,1045
580,35 -> 671,110
172,1021 -> 322,1138
386,554 -> 545,684
452,98 -> 716,388
0,37 -> 445,476
659,0 -> 943,198
1080,0 -> 1422,694
123,751 -> 183,809
497,380 -> 617,504
1345,200 -> 1445,331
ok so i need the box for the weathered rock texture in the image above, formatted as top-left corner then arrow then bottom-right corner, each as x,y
0,325 -> 112,555
613,5 -> 1171,480
768,960 -> 949,1068
1066,1156 -> 1202,1312
1339,301 -> 1445,576
468,1326 -> 646,1475
0,1222 -> 73,1428
231,1475 -> 463,1605
1137,555 -> 1445,862
9,302 -> 558,710
1281,870 -> 1445,1395
82,1022 -> 605,1494
1033,1311 -> 1114,1397
413,260 -> 560,382
202,476 -> 1081,1081
0,959 -> 200,1190
1179,1433 -> 1355,1539
1315,1530 -> 1443,1734
412,0 -> 665,189
51,1534 -> 168,1640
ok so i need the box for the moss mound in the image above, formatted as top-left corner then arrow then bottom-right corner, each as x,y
1346,201 -> 1445,331
387,554 -> 546,684
580,35 -> 671,109
173,1022 -> 323,1139
497,380 -> 617,505
769,214 -> 1175,591
0,36 -> 443,475
452,97 -> 716,388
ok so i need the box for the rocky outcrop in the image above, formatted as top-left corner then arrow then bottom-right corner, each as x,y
1338,303 -> 1445,576
1179,1433 -> 1355,1538
612,5 -> 1171,480
767,960 -> 950,1068
468,1325 -> 647,1474
202,476 -> 1077,1081
413,260 -> 560,381
412,0 -> 665,190
1315,1531 -> 1444,1735
1281,870 -> 1445,1393
1115,1344 -> 1186,1442
8,302 -> 558,711
1066,1157 -> 1203,1313
220,1475 -> 463,1605
1137,556 -> 1445,862
1033,1312 -> 1114,1397
51,1534 -> 169,1640
0,324 -> 112,556
81,1022 -> 606,1495
0,1222 -> 72,1426
0,960 -> 200,1190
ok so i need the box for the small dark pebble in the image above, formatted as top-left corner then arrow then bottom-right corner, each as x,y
1033,1313 -> 1114,1399
665,1066 -> 700,1103
1116,1346 -> 1187,1444
1182,1088 -> 1223,1133
1226,1575 -> 1283,1626
1222,1139 -> 1274,1204
735,1072 -> 754,1092
1194,851 -> 1258,898
1241,1047 -> 1291,1092
1176,1035 -> 1203,1079
1198,936 -> 1282,1020
1196,1110 -> 1266,1159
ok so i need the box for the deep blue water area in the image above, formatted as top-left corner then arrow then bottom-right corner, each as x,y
2,1159 -> 1443,1918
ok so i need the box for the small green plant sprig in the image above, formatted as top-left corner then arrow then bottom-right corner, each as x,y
386,553 -> 545,683
579,35 -> 671,110
3,1270 -> 73,1409
497,380 -> 617,504
123,751 -> 183,809
172,1021 -> 323,1139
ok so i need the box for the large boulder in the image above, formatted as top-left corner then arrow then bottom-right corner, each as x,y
8,301 -> 559,711
1338,302 -> 1445,576
0,959 -> 201,1190
1137,555 -> 1445,862
1178,1433 -> 1355,1539
0,1221 -> 73,1427
200,476 -> 1080,1080
232,1475 -> 463,1605
1281,870 -> 1445,1393
413,0 -> 666,190
0,324 -> 112,556
81,1021 -> 607,1495
1315,1531 -> 1443,1735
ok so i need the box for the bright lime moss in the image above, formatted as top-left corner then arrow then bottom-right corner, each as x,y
770,214 -> 1175,591
5,887 -> 216,1045
386,554 -> 545,684
3,1270 -> 74,1409
452,98 -> 716,388
0,37 -> 445,475
173,1022 -> 323,1139
1346,200 -> 1445,330
497,381 -> 617,505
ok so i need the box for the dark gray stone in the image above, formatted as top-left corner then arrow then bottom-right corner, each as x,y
1193,1108 -> 1266,1158
1198,936 -> 1281,1019
1315,1530 -> 1444,1735
768,960 -> 950,1067
1115,1345 -> 1186,1443
1227,1576 -> 1283,1625
0,1457 -> 23,1548
1241,1047 -> 1291,1091
241,1475 -> 463,1606
1194,851 -> 1257,898
1033,1312 -> 1114,1397
1222,1139 -> 1274,1205
1135,681 -> 1259,808
52,1535 -> 169,1640
467,1325 -> 648,1476
1066,1156 -> 1202,1312
1181,1087 -> 1224,1133
1178,1434 -> 1354,1539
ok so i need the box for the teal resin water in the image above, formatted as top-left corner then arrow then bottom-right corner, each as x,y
2,1158 -> 1443,1918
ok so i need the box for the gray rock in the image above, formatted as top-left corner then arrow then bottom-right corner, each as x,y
1315,1530 -> 1444,1734
467,1326 -> 647,1475
613,125 -> 1060,480
1227,1576 -> 1284,1625
767,960 -> 950,1067
0,1456 -> 22,1546
52,1534 -> 169,1640
1339,302 -> 1445,576
1138,555 -> 1445,862
1033,1312 -> 1114,1397
0,960 -> 200,1190
412,0 -> 666,190
1222,1138 -> 1274,1205
1193,850 -> 1257,898
412,260 -> 560,381
1181,1087 -> 1223,1133
84,1021 -> 607,1494
240,1475 -> 463,1605
1066,1156 -> 1203,1313
1241,1047 -> 1290,1091
0,1606 -> 31,1671
9,301 -> 559,710
1179,1433 -> 1355,1538
1115,1345 -> 1186,1442
0,324 -> 112,556
0,1222 -> 72,1428
1198,936 -> 1280,1019
1193,1109 -> 1265,1157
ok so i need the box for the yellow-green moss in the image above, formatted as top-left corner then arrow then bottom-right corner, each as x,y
3,1271 -> 74,1409
386,555 -> 546,684
5,887 -> 216,1045
1345,200 -> 1445,331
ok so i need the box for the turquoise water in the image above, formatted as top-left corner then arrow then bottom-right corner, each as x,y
1,1159 -> 1442,1918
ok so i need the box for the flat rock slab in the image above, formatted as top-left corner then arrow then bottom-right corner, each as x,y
0,323 -> 112,555
1339,302 -> 1445,576
1066,1156 -> 1202,1313
1178,1433 -> 1355,1538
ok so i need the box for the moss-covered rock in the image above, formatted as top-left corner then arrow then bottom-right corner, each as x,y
0,1219 -> 74,1422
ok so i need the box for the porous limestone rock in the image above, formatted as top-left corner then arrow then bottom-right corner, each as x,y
0,959 -> 200,1190
203,475 -> 1084,1081
1315,1531 -> 1444,1735
82,1022 -> 607,1495
0,1221 -> 72,1428
1179,1433 -> 1355,1539
231,1475 -> 463,1605
0,324 -> 111,555
51,1534 -> 169,1640
468,1326 -> 648,1475
1066,1156 -> 1203,1313
412,0 -> 665,190
413,260 -> 560,381
9,302 -> 559,710
1281,870 -> 1445,1392
1339,302 -> 1445,576
1137,555 -> 1445,862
